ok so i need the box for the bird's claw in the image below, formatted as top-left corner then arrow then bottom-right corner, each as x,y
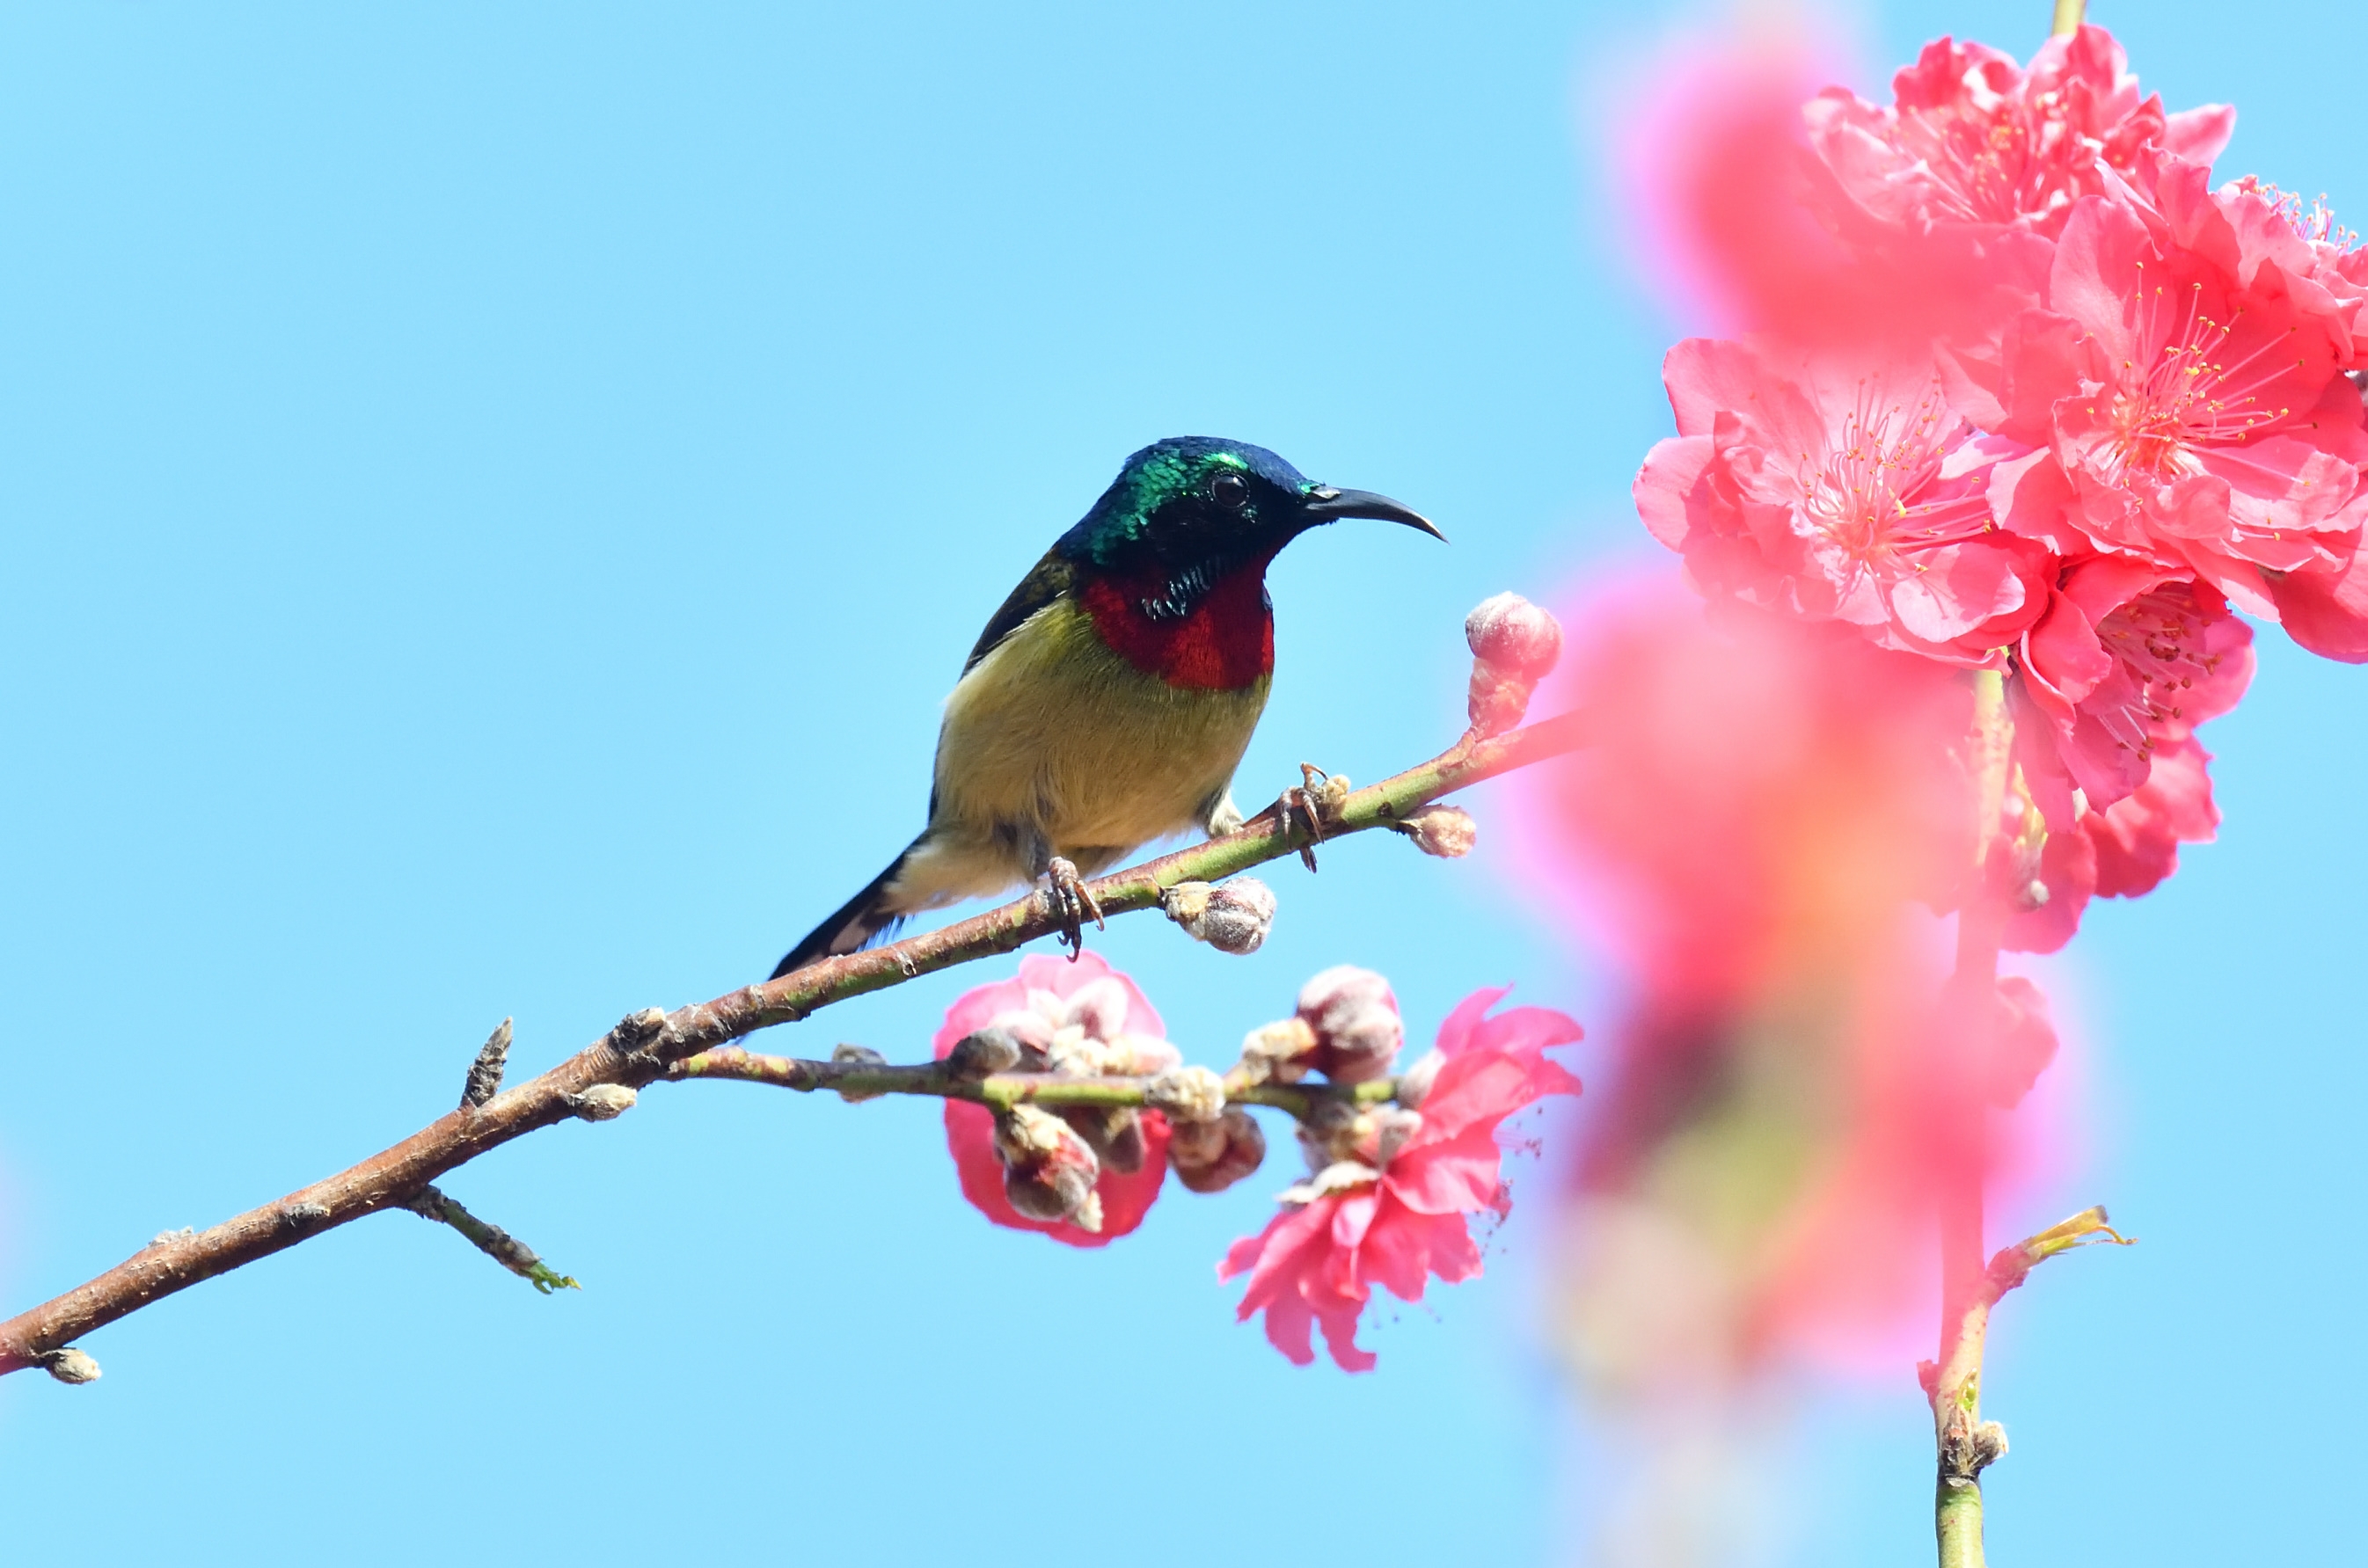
1042,857 -> 1106,958
1276,762 -> 1351,872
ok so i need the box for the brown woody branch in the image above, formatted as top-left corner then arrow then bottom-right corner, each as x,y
0,711 -> 1587,1379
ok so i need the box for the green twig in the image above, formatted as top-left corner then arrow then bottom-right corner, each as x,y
405,1185 -> 581,1295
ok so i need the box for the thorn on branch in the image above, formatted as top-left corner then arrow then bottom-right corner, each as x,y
460,1017 -> 515,1111
404,1185 -> 581,1295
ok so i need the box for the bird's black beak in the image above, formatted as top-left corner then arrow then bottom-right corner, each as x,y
1300,485 -> 1447,541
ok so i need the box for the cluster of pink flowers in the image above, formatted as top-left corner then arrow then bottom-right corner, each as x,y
1638,23 -> 2362,946
932,953 -> 1582,1368
1220,986 -> 1582,1371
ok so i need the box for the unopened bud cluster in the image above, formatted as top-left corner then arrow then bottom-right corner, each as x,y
1465,592 -> 1563,738
1238,966 -> 1404,1087
967,974 -> 1194,1229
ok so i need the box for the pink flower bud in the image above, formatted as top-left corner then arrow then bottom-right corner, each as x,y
1466,660 -> 1536,738
1169,1105 -> 1267,1194
1465,592 -> 1563,677
1296,965 -> 1403,1083
1164,877 -> 1277,954
1396,803 -> 1476,858
994,1105 -> 1101,1224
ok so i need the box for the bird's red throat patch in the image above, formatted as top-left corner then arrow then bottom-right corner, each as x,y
1078,560 -> 1276,690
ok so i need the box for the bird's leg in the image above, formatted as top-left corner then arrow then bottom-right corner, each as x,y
1275,762 -> 1352,872
1040,857 -> 1106,958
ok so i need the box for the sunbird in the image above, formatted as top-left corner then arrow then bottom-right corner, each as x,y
771,436 -> 1442,978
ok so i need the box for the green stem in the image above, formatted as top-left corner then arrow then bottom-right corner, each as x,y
2050,0 -> 2086,38
1933,667 -> 2013,1568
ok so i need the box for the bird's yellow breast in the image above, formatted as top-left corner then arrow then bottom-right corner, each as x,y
933,595 -> 1268,874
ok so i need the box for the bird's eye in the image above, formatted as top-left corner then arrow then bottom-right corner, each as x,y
1210,470 -> 1250,510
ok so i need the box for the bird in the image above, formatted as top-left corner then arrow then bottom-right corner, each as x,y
770,435 -> 1443,979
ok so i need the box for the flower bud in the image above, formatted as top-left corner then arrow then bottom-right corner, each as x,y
1295,965 -> 1403,1083
1464,594 -> 1562,740
565,1083 -> 638,1121
1098,1033 -> 1182,1078
1168,1105 -> 1267,1193
1234,1016 -> 1318,1086
945,1026 -> 1024,1081
1145,1065 -> 1226,1123
1062,977 -> 1133,1047
1466,663 -> 1534,737
1394,1047 -> 1446,1109
1297,1099 -> 1423,1173
1164,877 -> 1277,954
995,1105 -> 1102,1224
1062,1105 -> 1149,1175
42,1348 -> 100,1385
1465,592 -> 1563,677
1396,803 -> 1476,859
831,1043 -> 888,1103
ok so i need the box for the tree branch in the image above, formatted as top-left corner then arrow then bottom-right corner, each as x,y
0,709 -> 1586,1377
670,1044 -> 1401,1119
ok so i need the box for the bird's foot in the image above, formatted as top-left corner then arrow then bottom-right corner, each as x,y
1041,857 -> 1106,958
1275,762 -> 1352,872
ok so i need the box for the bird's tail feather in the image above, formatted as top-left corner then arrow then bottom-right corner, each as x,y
771,846 -> 915,980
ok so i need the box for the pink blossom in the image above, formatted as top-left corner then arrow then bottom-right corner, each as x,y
1638,338 -> 2050,663
1218,989 -> 1581,1371
1805,26 -> 2232,242
933,952 -> 1173,1248
2005,734 -> 2223,953
1964,193 -> 2368,627
2014,565 -> 2254,813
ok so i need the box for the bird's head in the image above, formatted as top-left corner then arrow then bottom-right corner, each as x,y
1056,437 -> 1443,595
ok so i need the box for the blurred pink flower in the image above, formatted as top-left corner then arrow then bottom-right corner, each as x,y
1805,26 -> 2231,241
1509,584 -> 2028,1372
933,952 -> 1173,1248
1219,988 -> 1581,1371
1638,337 -> 2050,662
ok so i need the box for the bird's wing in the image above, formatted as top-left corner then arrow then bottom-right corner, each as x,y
961,551 -> 1077,676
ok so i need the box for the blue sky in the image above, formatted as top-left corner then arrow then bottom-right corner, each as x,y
1,3 -> 2358,1564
